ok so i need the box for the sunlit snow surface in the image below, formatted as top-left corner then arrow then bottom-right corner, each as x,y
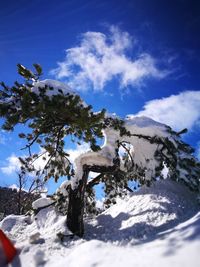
0,179 -> 199,267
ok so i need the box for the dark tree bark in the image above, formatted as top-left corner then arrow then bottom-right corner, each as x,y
18,174 -> 23,215
66,167 -> 89,237
66,148 -> 124,237
66,163 -> 119,237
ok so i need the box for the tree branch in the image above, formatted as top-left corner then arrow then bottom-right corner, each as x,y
87,173 -> 104,189
119,141 -> 134,171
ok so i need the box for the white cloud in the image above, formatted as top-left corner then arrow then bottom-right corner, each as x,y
134,91 -> 200,131
0,143 -> 90,177
0,151 -> 47,176
1,154 -> 20,175
9,184 -> 20,191
31,144 -> 90,171
51,26 -> 168,92
66,143 -> 90,164
32,154 -> 48,171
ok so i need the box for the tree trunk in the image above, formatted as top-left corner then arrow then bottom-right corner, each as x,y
67,155 -> 120,237
66,167 -> 89,237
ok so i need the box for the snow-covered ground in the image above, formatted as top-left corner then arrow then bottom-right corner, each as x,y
1,179 -> 199,267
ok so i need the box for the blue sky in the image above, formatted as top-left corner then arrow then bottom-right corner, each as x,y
0,0 -> 200,193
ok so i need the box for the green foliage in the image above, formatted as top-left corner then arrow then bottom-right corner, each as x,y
103,117 -> 131,137
55,191 -> 69,215
0,64 -> 106,181
1,64 -> 200,220
85,128 -> 200,210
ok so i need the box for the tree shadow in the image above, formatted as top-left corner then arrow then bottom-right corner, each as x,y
84,204 -> 200,256
160,212 -> 200,256
85,213 -> 132,242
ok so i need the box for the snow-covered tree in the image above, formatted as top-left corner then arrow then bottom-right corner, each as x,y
64,116 -> 200,236
0,64 -> 106,180
0,64 -> 199,237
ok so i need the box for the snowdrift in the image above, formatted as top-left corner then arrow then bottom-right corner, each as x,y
0,179 -> 200,267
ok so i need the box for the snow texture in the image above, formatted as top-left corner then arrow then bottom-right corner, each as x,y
32,79 -> 74,97
32,197 -> 55,210
56,180 -> 71,196
72,115 -> 199,192
32,79 -> 87,107
72,116 -> 174,189
0,179 -> 199,267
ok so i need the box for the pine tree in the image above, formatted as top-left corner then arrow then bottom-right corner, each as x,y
1,64 -> 200,237
0,64 -> 106,181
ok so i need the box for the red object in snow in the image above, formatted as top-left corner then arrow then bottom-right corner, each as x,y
0,229 -> 17,264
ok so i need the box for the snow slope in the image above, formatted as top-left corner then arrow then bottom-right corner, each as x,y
0,179 -> 199,267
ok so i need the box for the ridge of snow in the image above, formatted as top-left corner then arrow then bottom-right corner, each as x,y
125,115 -> 168,128
0,179 -> 199,267
85,179 -> 199,242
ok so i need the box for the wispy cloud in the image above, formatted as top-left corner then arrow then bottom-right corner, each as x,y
66,143 -> 90,164
51,26 -> 168,92
134,90 -> 200,131
31,144 -> 90,171
0,144 -> 90,176
1,154 -> 20,175
0,151 -> 47,176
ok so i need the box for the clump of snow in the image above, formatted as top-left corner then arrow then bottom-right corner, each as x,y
125,115 -> 166,128
72,115 -> 200,193
0,215 -> 29,233
32,197 -> 55,210
32,79 -> 74,97
72,116 -> 174,188
56,180 -> 71,196
72,149 -> 114,190
32,79 -> 87,107
0,179 -> 199,267
0,206 -> 69,243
